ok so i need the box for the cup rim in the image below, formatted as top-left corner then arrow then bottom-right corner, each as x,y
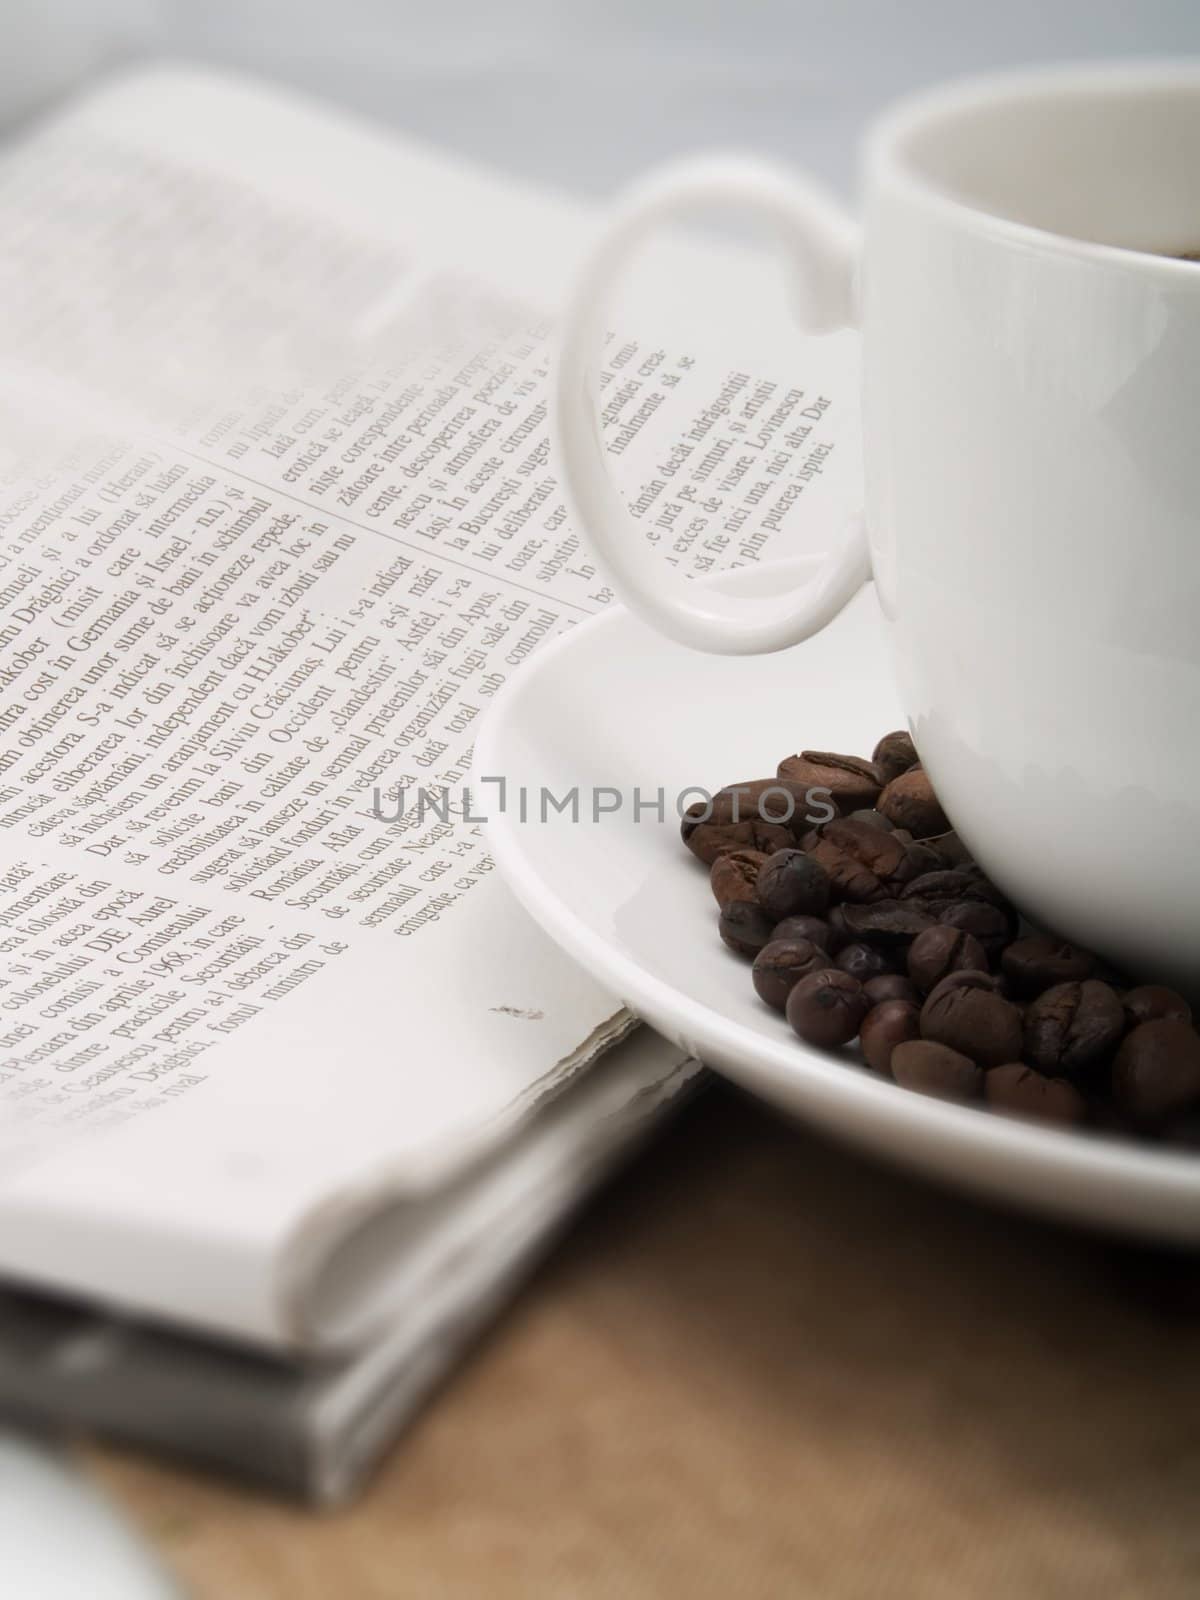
864,58 -> 1200,279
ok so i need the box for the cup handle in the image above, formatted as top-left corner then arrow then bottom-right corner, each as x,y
554,156 -> 869,655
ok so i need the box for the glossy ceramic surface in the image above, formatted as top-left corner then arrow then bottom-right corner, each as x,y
478,564 -> 1200,1241
861,64 -> 1200,995
555,62 -> 1200,992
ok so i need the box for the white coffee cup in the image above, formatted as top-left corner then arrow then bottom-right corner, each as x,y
554,61 -> 1200,994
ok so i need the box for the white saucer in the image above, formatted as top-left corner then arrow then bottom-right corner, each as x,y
477,560 -> 1200,1241
0,1433 -> 177,1598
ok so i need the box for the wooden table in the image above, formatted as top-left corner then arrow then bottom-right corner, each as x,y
88,1086 -> 1200,1598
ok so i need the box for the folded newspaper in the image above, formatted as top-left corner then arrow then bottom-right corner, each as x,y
0,65 -> 857,1496
0,1030 -> 692,1501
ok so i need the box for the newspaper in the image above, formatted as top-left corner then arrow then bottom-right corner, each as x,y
0,65 -> 858,1352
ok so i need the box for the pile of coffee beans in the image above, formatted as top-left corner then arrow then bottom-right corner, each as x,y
683,732 -> 1200,1141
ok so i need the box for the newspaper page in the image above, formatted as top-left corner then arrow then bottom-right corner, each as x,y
0,67 -> 859,1347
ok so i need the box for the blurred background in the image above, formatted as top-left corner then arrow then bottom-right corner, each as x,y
5,0 -> 1200,199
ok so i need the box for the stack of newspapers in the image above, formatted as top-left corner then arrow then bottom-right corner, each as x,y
0,64 -> 855,1498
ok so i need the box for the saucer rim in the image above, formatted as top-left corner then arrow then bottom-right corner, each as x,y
477,564 -> 1200,1240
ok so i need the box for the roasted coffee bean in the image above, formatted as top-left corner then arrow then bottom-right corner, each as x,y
838,899 -> 935,947
686,725 -> 1200,1146
706,779 -> 814,829
860,999 -> 921,1075
920,983 -> 1023,1068
836,942 -> 894,983
876,767 -> 949,838
1023,981 -> 1125,1076
911,869 -> 982,901
786,969 -> 869,1048
937,899 -> 1012,957
863,973 -> 921,1007
891,1039 -> 982,1101
924,829 -> 974,867
1123,985 -> 1192,1028
803,819 -> 915,903
846,808 -> 894,831
756,848 -> 831,921
901,840 -> 945,876
709,849 -> 767,909
718,901 -> 777,957
1000,935 -> 1094,996
800,750 -> 882,783
752,938 -> 832,1011
1113,1020 -> 1200,1127
683,815 -> 794,866
871,730 -> 919,784
773,914 -> 834,951
825,904 -> 853,953
907,925 -> 988,993
901,869 -> 1008,912
700,777 -> 803,825
682,795 -> 730,840
923,969 -> 1007,1006
684,782 -> 790,838
985,1063 -> 1085,1125
777,751 -> 881,813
